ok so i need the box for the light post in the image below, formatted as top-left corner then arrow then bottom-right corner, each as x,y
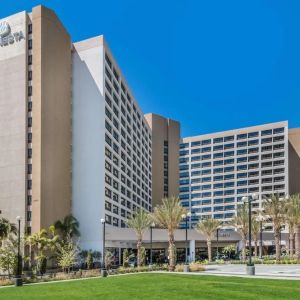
149,222 -> 155,268
242,193 -> 258,275
15,216 -> 22,287
182,212 -> 191,271
100,218 -> 107,277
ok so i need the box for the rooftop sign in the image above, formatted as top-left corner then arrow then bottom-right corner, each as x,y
0,21 -> 25,47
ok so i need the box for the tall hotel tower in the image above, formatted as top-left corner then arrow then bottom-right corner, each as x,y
72,37 -> 152,250
0,6 -> 72,235
179,121 -> 299,228
0,6 -> 152,250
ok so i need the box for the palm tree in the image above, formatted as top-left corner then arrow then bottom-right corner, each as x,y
26,226 -> 59,274
263,193 -> 286,262
286,194 -> 300,259
126,209 -> 151,267
151,197 -> 186,271
0,218 -> 17,245
54,214 -> 80,241
229,203 -> 249,262
196,218 -> 221,262
251,218 -> 260,258
285,195 -> 297,257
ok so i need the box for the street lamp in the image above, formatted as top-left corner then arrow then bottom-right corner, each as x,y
15,216 -> 22,287
149,222 -> 155,268
242,193 -> 258,275
100,218 -> 107,277
182,212 -> 191,269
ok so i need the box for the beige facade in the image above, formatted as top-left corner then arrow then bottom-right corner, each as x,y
0,12 -> 28,224
288,128 -> 300,194
145,113 -> 180,208
31,6 -> 72,232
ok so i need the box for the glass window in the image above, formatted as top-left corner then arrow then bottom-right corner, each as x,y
237,133 -> 247,140
191,141 -> 201,147
273,127 -> 284,134
261,129 -> 272,136
224,136 -> 234,142
248,132 -> 258,138
213,137 -> 223,144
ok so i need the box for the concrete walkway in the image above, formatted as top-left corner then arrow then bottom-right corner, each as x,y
204,264 -> 300,279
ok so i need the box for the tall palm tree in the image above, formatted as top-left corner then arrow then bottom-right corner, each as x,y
251,218 -> 260,258
0,218 -> 17,245
196,218 -> 221,262
285,195 -> 298,257
229,203 -> 248,262
263,193 -> 286,262
151,197 -> 186,271
126,209 -> 151,267
54,214 -> 80,241
286,194 -> 300,259
26,226 -> 59,274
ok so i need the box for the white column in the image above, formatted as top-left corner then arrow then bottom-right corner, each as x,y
189,240 -> 196,262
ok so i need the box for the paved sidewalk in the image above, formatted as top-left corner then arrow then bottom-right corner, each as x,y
204,264 -> 300,279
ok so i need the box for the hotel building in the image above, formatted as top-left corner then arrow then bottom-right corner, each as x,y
144,113 -> 180,207
179,121 -> 300,229
1,5 -> 300,257
72,36 -> 152,250
0,6 -> 72,235
0,6 -> 152,251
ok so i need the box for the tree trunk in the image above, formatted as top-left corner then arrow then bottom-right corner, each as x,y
137,238 -> 142,267
254,238 -> 258,258
295,225 -> 300,259
168,233 -> 176,271
274,228 -> 281,262
289,232 -> 294,258
207,239 -> 212,262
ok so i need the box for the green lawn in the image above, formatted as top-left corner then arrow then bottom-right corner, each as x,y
1,273 -> 300,300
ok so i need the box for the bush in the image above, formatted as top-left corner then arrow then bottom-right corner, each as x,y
175,264 -> 184,272
189,263 -> 205,272
0,278 -> 14,286
116,264 -> 168,274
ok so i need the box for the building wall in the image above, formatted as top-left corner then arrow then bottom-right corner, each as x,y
72,36 -> 153,250
31,6 -> 72,232
0,12 -> 28,224
72,37 -> 106,251
145,113 -> 180,208
288,128 -> 300,194
180,121 -> 289,228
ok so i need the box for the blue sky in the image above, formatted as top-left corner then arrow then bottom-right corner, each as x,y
1,0 -> 300,136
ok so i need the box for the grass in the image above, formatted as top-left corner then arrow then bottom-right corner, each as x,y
1,273 -> 300,300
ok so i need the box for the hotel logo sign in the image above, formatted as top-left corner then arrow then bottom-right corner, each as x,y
0,21 -> 25,47
0,21 -> 10,37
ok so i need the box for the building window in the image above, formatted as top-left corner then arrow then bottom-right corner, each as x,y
28,39 -> 32,50
27,211 -> 32,221
28,86 -> 32,96
28,24 -> 32,34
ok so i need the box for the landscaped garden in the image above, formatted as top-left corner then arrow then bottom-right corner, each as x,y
1,273 -> 300,300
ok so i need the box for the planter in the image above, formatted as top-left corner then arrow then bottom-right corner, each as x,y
14,277 -> 23,287
246,265 -> 255,276
100,269 -> 107,277
183,264 -> 190,273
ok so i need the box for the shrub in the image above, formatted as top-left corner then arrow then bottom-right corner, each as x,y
175,264 -> 184,272
189,263 -> 205,272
